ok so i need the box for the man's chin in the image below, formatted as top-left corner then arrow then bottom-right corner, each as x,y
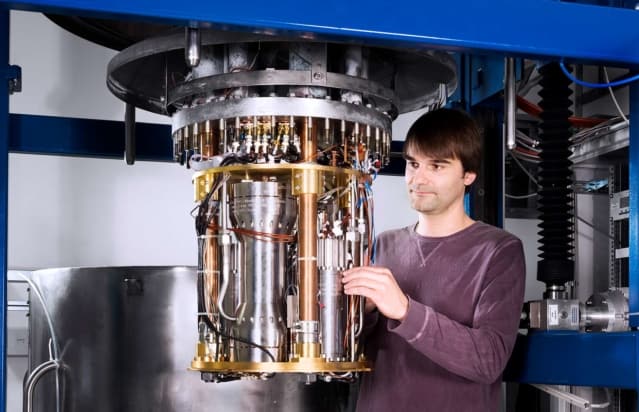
410,201 -> 436,213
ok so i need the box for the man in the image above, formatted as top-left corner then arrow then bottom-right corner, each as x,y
342,108 -> 525,412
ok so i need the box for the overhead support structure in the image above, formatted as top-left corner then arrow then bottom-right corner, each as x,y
0,9 -> 9,411
2,0 -> 639,411
2,0 -> 639,66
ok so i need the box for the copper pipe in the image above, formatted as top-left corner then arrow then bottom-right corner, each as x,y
192,123 -> 200,154
204,228 -> 219,320
298,192 -> 318,321
202,120 -> 219,158
297,117 -> 319,323
302,116 -> 316,160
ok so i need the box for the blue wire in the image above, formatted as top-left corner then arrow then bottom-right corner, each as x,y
370,237 -> 376,264
559,61 -> 639,89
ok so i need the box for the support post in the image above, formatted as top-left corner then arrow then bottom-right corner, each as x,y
0,9 -> 10,412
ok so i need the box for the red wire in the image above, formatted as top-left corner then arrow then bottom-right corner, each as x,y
516,95 -> 607,129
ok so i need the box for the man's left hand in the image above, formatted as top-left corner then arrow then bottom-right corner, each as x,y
342,266 -> 408,321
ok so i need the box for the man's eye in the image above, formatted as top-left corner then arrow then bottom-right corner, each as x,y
409,162 -> 419,168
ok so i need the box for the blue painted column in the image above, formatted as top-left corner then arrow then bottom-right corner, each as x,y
0,9 -> 9,412
630,81 -> 639,327
631,80 -> 639,411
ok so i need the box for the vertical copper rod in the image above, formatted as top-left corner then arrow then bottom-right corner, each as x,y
204,228 -> 219,319
298,117 -> 319,322
299,193 -> 318,321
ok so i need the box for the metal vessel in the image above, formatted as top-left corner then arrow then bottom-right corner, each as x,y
27,266 -> 356,412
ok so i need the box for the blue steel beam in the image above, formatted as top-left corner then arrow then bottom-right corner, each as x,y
630,82 -> 639,329
8,114 -> 173,161
2,0 -> 639,66
506,332 -> 637,388
632,82 -> 639,410
0,10 -> 9,412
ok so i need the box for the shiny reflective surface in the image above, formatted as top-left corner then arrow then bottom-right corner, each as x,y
29,267 -> 356,411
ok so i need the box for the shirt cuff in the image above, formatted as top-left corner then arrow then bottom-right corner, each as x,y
387,295 -> 430,342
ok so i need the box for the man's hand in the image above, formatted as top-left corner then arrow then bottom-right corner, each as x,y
342,266 -> 408,321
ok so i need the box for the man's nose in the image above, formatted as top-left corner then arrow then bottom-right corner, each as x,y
411,167 -> 432,184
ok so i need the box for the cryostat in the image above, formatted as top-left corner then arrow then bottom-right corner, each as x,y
106,28 -> 457,381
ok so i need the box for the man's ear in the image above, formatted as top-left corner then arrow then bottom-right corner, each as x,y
463,171 -> 477,186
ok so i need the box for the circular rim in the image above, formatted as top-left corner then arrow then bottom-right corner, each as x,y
168,70 -> 398,109
173,97 -> 392,133
107,31 -> 457,116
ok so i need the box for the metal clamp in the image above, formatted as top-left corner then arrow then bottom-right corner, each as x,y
6,64 -> 22,95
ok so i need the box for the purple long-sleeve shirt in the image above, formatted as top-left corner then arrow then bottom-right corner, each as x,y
357,222 -> 525,412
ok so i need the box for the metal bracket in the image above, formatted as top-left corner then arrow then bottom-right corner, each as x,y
6,64 -> 21,94
310,44 -> 327,85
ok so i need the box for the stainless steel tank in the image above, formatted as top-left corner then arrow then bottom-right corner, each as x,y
27,267 -> 356,412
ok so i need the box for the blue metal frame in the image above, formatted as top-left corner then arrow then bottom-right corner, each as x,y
2,0 -> 639,66
0,10 -> 9,412
1,1 -> 639,410
9,114 -> 173,161
629,82 -> 639,329
506,332 -> 638,388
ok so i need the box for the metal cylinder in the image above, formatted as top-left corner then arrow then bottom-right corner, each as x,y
27,267 -> 356,411
299,192 -> 318,323
504,57 -> 517,150
230,181 -> 297,361
185,27 -> 201,68
228,43 -> 249,99
582,290 -> 628,332
341,46 -> 367,105
319,268 -> 346,361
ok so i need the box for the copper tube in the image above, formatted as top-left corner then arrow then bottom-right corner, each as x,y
301,116 -> 317,160
298,192 -> 318,321
193,123 -> 201,154
202,120 -> 218,158
204,228 -> 219,320
341,120 -> 347,166
298,117 -> 318,322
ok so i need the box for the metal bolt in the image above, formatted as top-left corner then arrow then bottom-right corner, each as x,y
313,72 -> 323,80
201,372 -> 215,382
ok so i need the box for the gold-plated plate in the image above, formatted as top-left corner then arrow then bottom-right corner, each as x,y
193,163 -> 366,201
191,358 -> 372,373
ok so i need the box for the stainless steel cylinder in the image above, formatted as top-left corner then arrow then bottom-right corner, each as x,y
228,43 -> 249,99
319,268 -> 346,361
230,181 -> 297,361
185,27 -> 201,68
582,290 -> 629,332
27,267 -> 356,411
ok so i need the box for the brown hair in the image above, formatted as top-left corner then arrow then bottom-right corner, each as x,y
403,108 -> 482,175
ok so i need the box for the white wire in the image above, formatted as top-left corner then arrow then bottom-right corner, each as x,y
17,272 -> 59,360
505,193 -> 537,199
508,151 -> 539,185
590,388 -> 611,409
603,67 -> 629,124
18,272 -> 61,412
515,130 -> 539,147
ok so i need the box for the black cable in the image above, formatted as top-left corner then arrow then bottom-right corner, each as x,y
219,153 -> 250,167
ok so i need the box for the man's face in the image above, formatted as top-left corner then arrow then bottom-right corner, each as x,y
404,149 -> 477,216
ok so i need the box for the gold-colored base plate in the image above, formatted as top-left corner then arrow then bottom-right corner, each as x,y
191,358 -> 372,373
